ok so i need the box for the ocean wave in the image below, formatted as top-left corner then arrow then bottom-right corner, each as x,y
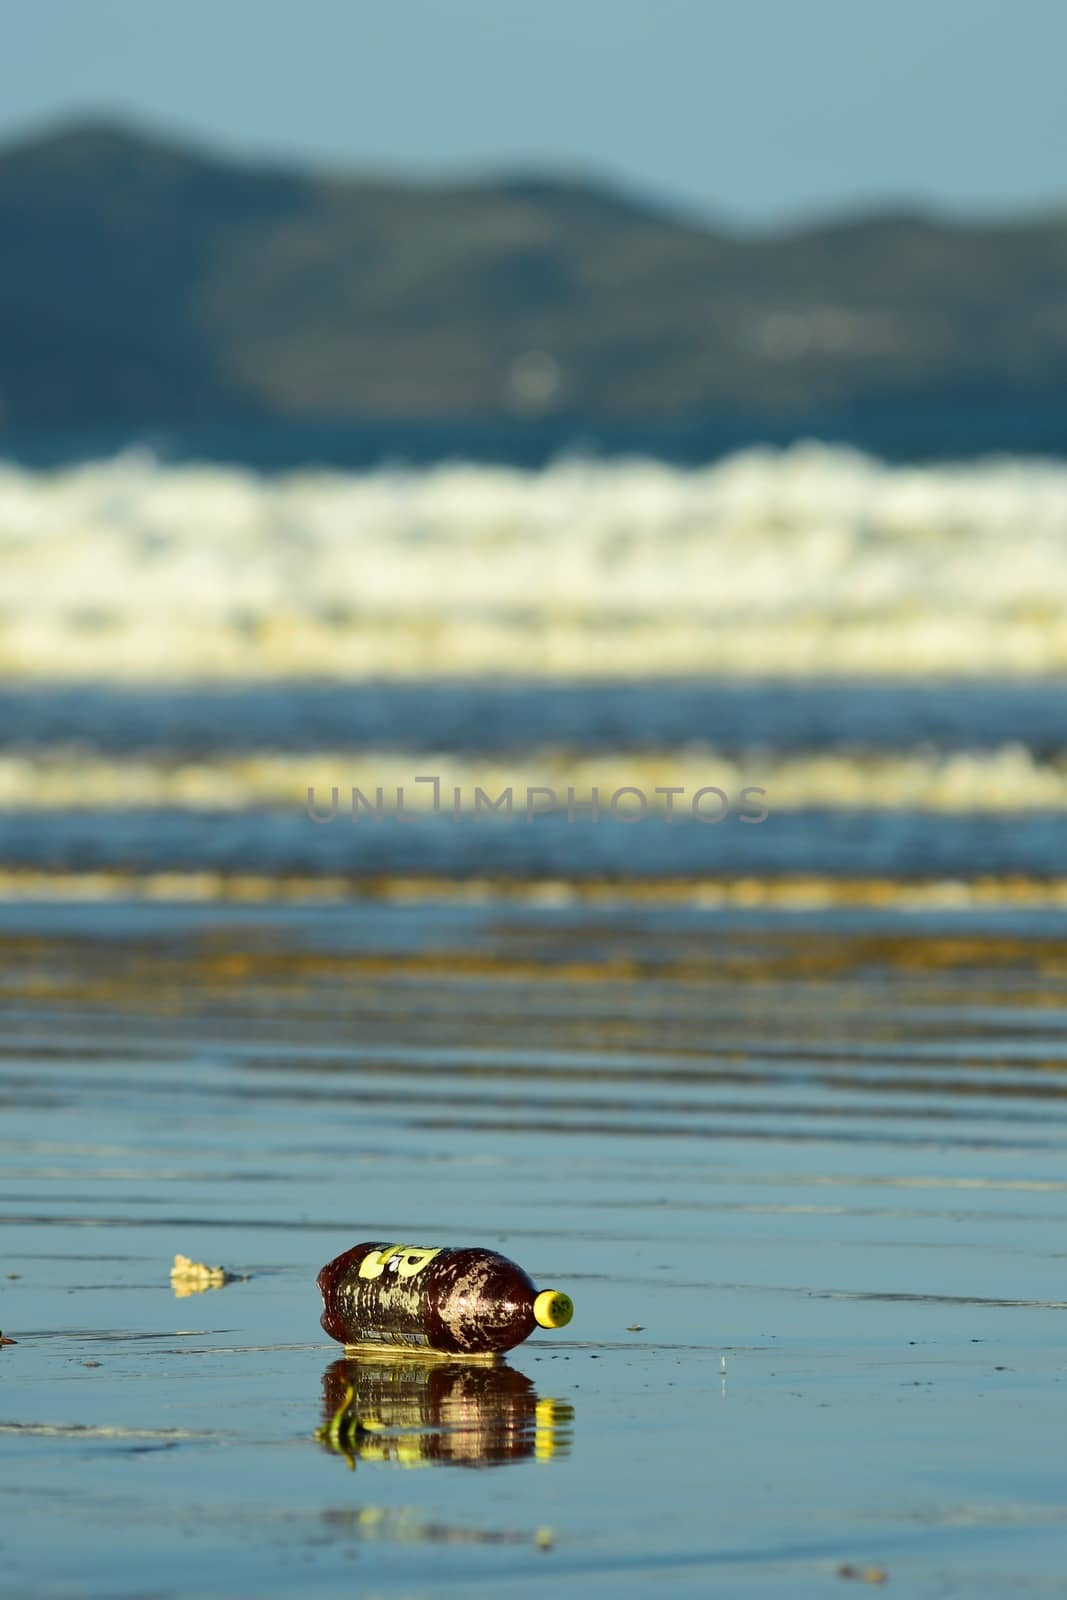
1,745 -> 1063,812
2,444 -> 1067,679
2,869 -> 1067,910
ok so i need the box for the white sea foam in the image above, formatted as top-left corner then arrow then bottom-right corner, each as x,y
1,745 -> 1062,812
1,444 -> 1066,679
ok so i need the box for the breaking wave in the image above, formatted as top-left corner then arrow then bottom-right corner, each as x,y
1,745 -> 1063,812
2,443 -> 1067,680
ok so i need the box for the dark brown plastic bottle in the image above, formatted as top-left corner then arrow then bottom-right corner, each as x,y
317,1241 -> 573,1355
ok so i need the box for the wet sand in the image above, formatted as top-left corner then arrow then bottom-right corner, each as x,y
3,892 -> 1067,1596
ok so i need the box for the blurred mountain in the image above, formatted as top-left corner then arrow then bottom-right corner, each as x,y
2,117 -> 1067,427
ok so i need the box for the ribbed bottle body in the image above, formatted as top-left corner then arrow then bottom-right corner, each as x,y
318,1241 -> 540,1354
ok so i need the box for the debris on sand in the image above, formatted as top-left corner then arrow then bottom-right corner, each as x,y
837,1563 -> 888,1584
169,1254 -> 234,1296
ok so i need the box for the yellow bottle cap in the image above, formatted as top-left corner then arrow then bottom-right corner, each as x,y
533,1290 -> 573,1329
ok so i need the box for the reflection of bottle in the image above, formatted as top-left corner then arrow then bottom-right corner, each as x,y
318,1242 -> 573,1355
317,1355 -> 575,1469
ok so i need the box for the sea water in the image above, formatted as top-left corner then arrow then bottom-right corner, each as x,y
2,438 -> 1067,1595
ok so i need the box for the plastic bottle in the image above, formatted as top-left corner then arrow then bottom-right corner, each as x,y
317,1241 -> 573,1355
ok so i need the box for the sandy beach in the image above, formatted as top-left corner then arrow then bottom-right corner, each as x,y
3,888 -> 1067,1594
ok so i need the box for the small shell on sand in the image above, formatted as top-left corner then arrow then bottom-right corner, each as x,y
169,1253 -> 233,1296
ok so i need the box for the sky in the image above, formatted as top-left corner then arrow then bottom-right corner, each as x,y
5,0 -> 1067,224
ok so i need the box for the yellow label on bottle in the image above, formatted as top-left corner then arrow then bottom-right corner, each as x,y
358,1244 -> 444,1282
